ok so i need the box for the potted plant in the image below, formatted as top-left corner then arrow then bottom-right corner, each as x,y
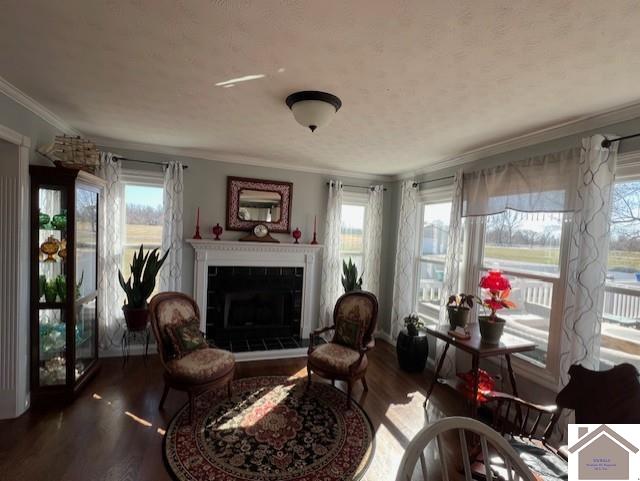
396,312 -> 428,372
446,294 -> 476,329
341,258 -> 363,293
404,313 -> 424,336
43,279 -> 58,303
478,270 -> 516,344
118,245 -> 169,331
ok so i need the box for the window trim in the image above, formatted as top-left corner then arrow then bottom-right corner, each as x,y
600,163 -> 640,369
339,191 -> 369,273
120,173 -> 165,261
469,210 -> 572,390
414,185 -> 454,324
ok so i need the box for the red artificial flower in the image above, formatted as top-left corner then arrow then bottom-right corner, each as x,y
484,299 -> 504,312
479,270 -> 511,291
480,271 -> 516,317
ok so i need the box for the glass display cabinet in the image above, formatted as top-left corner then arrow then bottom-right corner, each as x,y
30,165 -> 104,401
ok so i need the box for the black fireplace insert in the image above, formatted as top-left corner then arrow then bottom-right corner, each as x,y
206,266 -> 303,348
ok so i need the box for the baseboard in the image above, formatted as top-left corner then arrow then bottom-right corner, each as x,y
100,343 -> 157,358
374,330 -> 394,345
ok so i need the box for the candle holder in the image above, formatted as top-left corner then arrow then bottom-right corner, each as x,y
310,215 -> 318,245
193,207 -> 202,239
212,223 -> 223,241
292,227 -> 302,244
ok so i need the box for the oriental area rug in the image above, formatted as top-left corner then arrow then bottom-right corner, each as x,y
164,376 -> 374,481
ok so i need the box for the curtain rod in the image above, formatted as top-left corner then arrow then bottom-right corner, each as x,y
326,182 -> 387,191
113,156 -> 188,169
602,133 -> 640,148
413,175 -> 455,187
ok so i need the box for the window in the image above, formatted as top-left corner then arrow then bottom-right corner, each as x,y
415,191 -> 453,324
340,196 -> 367,274
121,181 -> 164,297
479,210 -> 568,368
602,179 -> 640,370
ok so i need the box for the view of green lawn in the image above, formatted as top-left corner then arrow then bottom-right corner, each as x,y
121,224 -> 163,278
485,245 -> 640,271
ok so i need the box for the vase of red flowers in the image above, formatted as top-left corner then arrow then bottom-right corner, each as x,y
478,270 -> 516,344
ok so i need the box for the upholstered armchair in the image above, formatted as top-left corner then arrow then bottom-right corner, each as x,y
149,292 -> 235,422
307,291 -> 378,408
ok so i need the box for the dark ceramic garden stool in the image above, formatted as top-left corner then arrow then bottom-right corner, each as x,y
396,329 -> 429,372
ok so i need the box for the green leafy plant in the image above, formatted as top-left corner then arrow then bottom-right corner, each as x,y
55,274 -> 66,301
75,271 -> 84,299
341,258 -> 363,293
118,245 -> 170,309
39,275 -> 47,300
43,280 -> 58,303
404,313 -> 424,336
447,294 -> 478,309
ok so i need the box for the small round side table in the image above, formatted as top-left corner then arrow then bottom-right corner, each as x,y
396,329 -> 429,372
121,324 -> 151,367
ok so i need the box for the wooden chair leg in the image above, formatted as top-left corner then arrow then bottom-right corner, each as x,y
159,382 -> 170,409
361,376 -> 368,391
306,369 -> 312,389
346,381 -> 352,409
331,379 -> 335,387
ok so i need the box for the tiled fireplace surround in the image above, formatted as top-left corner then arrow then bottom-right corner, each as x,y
188,239 -> 323,361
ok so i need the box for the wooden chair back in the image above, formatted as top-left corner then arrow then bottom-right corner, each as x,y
332,291 -> 378,347
487,392 -> 559,443
148,291 -> 201,370
556,363 -> 640,424
396,416 -> 537,481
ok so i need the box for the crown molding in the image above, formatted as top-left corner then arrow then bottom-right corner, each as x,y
395,100 -> 640,180
0,75 -> 81,136
0,123 -> 31,147
93,136 -> 394,182
4,73 -> 640,181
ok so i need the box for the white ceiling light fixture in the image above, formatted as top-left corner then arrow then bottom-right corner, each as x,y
285,91 -> 342,132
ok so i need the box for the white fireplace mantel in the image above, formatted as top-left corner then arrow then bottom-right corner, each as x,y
187,239 -> 323,357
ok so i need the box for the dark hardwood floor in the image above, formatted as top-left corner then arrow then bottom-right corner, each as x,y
0,341 -> 466,481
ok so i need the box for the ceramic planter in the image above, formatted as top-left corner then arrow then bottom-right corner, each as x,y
479,316 -> 506,344
122,306 -> 149,331
447,306 -> 471,329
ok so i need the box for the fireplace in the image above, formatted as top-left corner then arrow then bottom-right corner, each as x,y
206,266 -> 303,348
188,239 -> 322,359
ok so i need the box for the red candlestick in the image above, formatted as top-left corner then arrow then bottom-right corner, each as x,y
310,215 -> 318,244
193,207 -> 202,239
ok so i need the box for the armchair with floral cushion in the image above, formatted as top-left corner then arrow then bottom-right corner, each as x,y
148,292 -> 235,423
307,291 -> 378,408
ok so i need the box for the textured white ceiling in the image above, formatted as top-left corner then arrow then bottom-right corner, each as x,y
2,1 -> 640,175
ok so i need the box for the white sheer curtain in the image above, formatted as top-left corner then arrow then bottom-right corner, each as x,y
363,185 -> 384,297
319,180 -> 343,327
160,161 -> 184,292
462,147 -> 581,217
435,170 -> 464,378
560,135 -> 618,381
96,152 -> 124,349
391,180 -> 420,339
